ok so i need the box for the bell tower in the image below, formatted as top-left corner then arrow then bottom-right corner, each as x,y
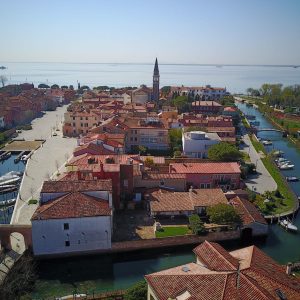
153,58 -> 160,102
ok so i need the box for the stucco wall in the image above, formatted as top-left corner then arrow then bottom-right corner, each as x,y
32,215 -> 112,256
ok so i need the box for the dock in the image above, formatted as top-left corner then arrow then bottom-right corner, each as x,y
2,140 -> 44,152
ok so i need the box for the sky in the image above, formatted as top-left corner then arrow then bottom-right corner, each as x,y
1,0 -> 300,65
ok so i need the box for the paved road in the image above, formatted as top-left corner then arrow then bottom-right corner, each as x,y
241,134 -> 277,194
11,105 -> 76,225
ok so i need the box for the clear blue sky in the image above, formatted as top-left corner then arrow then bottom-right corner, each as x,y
1,0 -> 300,64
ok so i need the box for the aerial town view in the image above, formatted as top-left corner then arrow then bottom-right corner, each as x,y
1,1 -> 300,299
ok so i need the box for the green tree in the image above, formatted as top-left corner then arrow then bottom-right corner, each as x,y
138,145 -> 147,154
124,280 -> 147,300
189,214 -> 206,235
51,84 -> 59,89
61,85 -> 68,89
168,128 -> 182,152
207,203 -> 241,225
208,142 -> 242,162
172,95 -> 189,112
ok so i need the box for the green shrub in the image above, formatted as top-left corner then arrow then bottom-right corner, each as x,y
124,280 -> 147,300
188,214 -> 206,235
28,199 -> 38,205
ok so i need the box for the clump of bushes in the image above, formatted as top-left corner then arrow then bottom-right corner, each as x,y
188,214 -> 206,235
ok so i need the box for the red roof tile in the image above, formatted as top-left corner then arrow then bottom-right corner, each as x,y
41,179 -> 112,193
146,241 -> 300,300
170,162 -> 241,174
32,192 -> 111,220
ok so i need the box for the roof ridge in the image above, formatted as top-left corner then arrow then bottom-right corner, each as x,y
207,241 -> 238,270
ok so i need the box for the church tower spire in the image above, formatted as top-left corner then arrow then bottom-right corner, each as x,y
153,57 -> 160,102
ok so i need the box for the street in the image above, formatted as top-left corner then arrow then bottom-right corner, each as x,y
241,134 -> 277,194
11,105 -> 77,225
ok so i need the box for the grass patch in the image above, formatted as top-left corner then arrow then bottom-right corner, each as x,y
155,226 -> 191,238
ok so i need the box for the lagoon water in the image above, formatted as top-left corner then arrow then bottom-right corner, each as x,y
0,62 -> 300,93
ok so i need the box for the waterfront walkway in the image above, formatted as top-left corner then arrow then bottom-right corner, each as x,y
11,106 -> 76,225
241,134 -> 277,194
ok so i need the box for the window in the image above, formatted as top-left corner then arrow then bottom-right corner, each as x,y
134,137 -> 137,141
123,179 -> 128,187
72,123 -> 75,127
72,117 -> 75,120
64,223 -> 69,230
80,117 -> 83,120
65,241 -> 70,247
86,117 -> 88,120
81,123 -> 83,127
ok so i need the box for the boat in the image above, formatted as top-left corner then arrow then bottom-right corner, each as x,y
0,177 -> 21,186
0,184 -> 18,192
0,171 -> 22,184
286,176 -> 299,182
0,186 -> 18,194
250,121 -> 260,126
275,157 -> 289,163
273,150 -> 284,157
21,154 -> 31,162
262,140 -> 272,146
279,219 -> 298,232
0,198 -> 16,207
0,151 -> 11,161
279,164 -> 294,170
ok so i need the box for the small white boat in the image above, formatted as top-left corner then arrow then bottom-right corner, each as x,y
279,164 -> 294,170
279,219 -> 298,232
0,198 -> 16,207
273,150 -> 284,157
21,154 -> 30,162
0,171 -> 22,184
286,176 -> 299,182
262,140 -> 272,146
276,157 -> 288,163
0,184 -> 18,191
0,177 -> 21,186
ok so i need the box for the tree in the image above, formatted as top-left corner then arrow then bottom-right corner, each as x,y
144,157 -> 154,167
207,203 -> 241,225
208,142 -> 242,162
138,145 -> 147,154
173,150 -> 182,157
124,280 -> 147,300
189,214 -> 206,235
0,75 -> 7,87
38,83 -> 50,89
172,95 -> 189,112
168,128 -> 182,152
51,84 -> 59,89
61,85 -> 68,89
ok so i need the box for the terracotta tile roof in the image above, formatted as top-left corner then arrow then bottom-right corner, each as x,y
191,101 -> 222,107
32,192 -> 111,220
146,240 -> 300,300
145,172 -> 186,180
74,143 -> 114,156
170,162 -> 241,174
149,189 -> 227,213
41,179 -> 112,193
230,196 -> 267,225
193,241 -> 240,271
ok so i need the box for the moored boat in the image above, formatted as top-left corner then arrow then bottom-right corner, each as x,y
279,164 -> 294,170
286,176 -> 299,182
0,198 -> 16,207
279,219 -> 298,232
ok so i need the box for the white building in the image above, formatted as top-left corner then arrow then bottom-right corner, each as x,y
131,86 -> 151,104
31,180 -> 113,257
179,85 -> 228,100
182,131 -> 220,158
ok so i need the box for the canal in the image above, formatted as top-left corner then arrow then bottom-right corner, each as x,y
0,154 -> 25,224
31,102 -> 300,299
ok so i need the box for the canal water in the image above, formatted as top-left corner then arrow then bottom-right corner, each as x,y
0,154 -> 25,224
31,103 -> 300,299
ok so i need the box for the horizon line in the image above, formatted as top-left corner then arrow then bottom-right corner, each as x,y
0,61 -> 300,67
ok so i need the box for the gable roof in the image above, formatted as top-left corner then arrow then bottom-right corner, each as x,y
149,189 -> 227,213
230,196 -> 267,225
146,241 -> 300,300
41,179 -> 112,193
170,162 -> 241,174
32,192 -> 111,220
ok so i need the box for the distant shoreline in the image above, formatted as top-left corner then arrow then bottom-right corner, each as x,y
0,61 -> 299,68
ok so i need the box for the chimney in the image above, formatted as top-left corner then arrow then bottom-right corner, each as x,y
286,262 -> 293,275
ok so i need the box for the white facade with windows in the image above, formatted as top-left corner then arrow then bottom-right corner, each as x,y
182,131 -> 220,158
32,215 -> 112,256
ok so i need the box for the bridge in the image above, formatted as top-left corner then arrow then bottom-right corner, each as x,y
256,128 -> 285,133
